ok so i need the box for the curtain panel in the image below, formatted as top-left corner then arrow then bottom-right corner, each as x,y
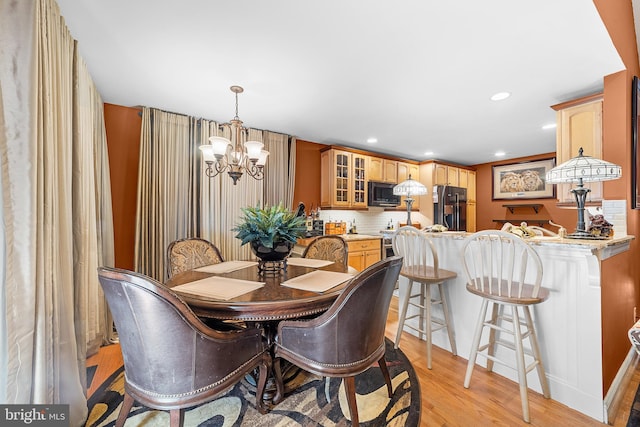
0,1 -> 114,426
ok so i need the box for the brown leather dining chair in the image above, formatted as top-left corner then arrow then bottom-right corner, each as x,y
167,237 -> 224,278
98,267 -> 271,427
301,235 -> 349,268
272,256 -> 403,426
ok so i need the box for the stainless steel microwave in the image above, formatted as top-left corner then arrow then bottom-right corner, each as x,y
368,181 -> 401,207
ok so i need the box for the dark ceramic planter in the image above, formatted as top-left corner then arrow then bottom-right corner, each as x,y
250,241 -> 294,262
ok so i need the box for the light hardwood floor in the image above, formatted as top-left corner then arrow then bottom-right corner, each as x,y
87,297 -> 640,426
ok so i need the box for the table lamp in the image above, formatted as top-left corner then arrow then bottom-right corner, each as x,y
545,148 -> 621,238
393,174 -> 427,226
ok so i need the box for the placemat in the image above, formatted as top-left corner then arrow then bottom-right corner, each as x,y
173,276 -> 264,300
286,258 -> 334,268
194,260 -> 258,274
281,270 -> 354,293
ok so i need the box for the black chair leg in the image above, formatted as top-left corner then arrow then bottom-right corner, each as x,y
378,357 -> 393,397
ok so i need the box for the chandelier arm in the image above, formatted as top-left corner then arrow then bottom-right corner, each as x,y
244,160 -> 265,181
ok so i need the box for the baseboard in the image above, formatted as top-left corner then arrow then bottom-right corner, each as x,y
604,348 -> 638,425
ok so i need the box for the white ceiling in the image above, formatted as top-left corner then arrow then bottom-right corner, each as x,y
55,0 -> 624,166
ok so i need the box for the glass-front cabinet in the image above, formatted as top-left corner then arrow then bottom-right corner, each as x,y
321,148 -> 368,209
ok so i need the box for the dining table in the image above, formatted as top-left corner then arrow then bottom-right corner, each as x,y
165,258 -> 356,401
165,258 -> 353,327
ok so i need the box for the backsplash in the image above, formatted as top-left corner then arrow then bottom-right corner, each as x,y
316,209 -> 431,235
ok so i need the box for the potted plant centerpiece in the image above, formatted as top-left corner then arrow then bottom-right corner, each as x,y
233,203 -> 306,271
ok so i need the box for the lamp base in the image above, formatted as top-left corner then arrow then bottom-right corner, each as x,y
565,231 -> 609,240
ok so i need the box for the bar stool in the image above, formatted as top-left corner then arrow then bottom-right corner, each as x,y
461,230 -> 550,423
392,226 -> 457,369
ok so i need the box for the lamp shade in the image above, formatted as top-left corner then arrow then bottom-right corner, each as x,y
393,175 -> 427,197
209,136 -> 231,157
545,148 -> 621,184
244,140 -> 264,160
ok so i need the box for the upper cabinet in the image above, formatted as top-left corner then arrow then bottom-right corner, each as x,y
467,170 -> 477,202
320,148 -> 368,209
552,94 -> 603,204
369,158 -> 398,183
396,162 -> 420,209
433,163 -> 462,186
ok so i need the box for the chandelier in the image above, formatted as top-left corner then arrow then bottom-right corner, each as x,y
199,86 -> 269,185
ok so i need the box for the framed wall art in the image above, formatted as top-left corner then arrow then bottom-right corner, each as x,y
492,158 -> 556,200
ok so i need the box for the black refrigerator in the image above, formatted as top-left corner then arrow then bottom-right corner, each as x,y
433,185 -> 467,231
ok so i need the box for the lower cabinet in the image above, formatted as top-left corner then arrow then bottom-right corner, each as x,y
347,239 -> 382,272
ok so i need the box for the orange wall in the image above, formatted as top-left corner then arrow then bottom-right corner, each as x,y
104,103 -> 142,270
594,0 -> 640,394
474,152 -> 577,232
292,139 -> 323,212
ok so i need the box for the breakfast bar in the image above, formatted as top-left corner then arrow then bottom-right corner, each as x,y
397,231 -> 634,422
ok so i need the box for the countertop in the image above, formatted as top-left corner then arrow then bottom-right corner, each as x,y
296,234 -> 383,247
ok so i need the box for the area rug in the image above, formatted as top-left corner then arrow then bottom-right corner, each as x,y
85,339 -> 420,426
628,382 -> 640,426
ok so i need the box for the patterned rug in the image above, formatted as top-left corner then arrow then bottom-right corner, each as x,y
628,382 -> 640,426
85,339 -> 420,426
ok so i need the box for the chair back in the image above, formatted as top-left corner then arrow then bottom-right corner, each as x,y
461,230 -> 544,302
276,256 -> 403,374
393,226 -> 440,272
302,235 -> 348,268
167,237 -> 223,278
98,267 -> 266,408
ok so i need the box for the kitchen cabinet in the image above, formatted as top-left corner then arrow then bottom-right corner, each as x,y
446,166 -> 459,186
434,163 -> 448,185
433,163 -> 462,186
467,202 -> 477,232
347,239 -> 381,271
552,94 -> 603,204
458,169 -> 468,189
320,149 -> 368,209
369,157 -> 398,183
467,171 -> 477,202
397,162 -> 420,209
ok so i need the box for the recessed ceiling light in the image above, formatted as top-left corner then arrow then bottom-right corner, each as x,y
424,151 -> 434,156
490,92 -> 511,101
366,138 -> 378,144
542,123 -> 557,130
495,151 -> 506,157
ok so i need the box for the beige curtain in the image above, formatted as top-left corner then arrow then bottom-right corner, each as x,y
263,131 -> 296,209
73,48 -> 115,352
135,108 -> 202,281
0,1 -> 114,425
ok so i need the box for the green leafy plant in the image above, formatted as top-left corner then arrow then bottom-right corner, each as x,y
233,203 -> 306,249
